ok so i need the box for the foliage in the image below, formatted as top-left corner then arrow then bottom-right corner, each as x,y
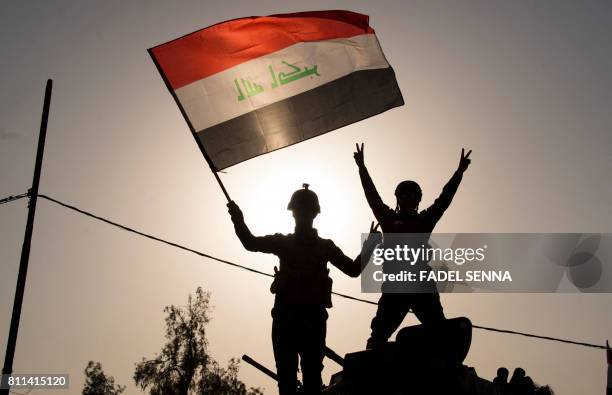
82,361 -> 125,395
134,287 -> 263,395
199,358 -> 264,395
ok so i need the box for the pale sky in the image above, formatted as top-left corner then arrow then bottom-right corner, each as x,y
1,1 -> 611,394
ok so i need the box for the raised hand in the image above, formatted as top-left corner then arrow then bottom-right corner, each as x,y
227,200 -> 244,221
363,221 -> 382,254
354,143 -> 365,167
365,221 -> 382,243
369,221 -> 380,234
457,148 -> 472,173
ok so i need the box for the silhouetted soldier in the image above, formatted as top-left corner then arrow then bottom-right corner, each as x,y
353,144 -> 472,348
227,184 -> 379,395
509,367 -> 526,394
493,367 -> 509,387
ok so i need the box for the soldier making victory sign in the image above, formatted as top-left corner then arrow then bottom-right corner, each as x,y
227,184 -> 379,395
353,144 -> 472,349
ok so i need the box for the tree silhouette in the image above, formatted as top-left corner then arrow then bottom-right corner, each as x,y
199,359 -> 263,395
82,361 -> 125,395
133,287 -> 262,395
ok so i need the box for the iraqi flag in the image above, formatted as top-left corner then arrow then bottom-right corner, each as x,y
149,10 -> 404,171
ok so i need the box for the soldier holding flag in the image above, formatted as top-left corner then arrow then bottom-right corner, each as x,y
227,184 -> 379,395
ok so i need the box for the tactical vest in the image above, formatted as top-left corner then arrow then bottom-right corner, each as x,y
270,234 -> 333,308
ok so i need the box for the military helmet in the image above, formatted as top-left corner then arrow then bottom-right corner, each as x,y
395,180 -> 422,200
287,183 -> 320,213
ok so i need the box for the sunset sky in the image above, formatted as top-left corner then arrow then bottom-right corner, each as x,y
1,1 -> 611,394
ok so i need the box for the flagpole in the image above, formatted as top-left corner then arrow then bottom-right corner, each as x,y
190,134 -> 232,202
206,159 -> 231,202
147,49 -> 232,203
1,79 -> 52,395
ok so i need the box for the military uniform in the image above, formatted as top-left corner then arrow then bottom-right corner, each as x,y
357,165 -> 464,347
230,212 -> 363,395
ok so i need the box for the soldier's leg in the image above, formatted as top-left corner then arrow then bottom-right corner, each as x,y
411,292 -> 445,325
299,309 -> 327,395
367,293 -> 410,348
272,309 -> 299,395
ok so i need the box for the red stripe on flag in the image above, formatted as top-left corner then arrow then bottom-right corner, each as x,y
150,10 -> 374,89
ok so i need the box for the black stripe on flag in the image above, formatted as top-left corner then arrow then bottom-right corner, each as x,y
195,67 -> 404,170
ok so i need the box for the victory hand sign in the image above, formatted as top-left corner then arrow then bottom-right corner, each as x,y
457,148 -> 472,173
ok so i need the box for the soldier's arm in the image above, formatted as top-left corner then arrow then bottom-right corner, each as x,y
328,223 -> 381,278
328,244 -> 362,278
227,201 -> 282,253
425,149 -> 472,223
354,143 -> 392,223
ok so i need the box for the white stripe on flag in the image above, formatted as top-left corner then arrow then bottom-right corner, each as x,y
175,34 -> 389,131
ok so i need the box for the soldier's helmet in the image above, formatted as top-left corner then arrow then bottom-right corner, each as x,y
395,180 -> 422,201
287,183 -> 320,214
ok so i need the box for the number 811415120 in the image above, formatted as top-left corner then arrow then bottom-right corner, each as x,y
1,374 -> 69,389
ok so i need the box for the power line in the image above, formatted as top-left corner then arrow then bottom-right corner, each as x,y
2,193 -> 606,350
33,194 -> 610,350
0,193 -> 29,206
469,324 -> 606,349
38,194 -> 275,279
38,194 -> 382,308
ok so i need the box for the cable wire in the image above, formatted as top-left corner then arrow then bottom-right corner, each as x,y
2,193 -> 595,351
0,193 -> 29,205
